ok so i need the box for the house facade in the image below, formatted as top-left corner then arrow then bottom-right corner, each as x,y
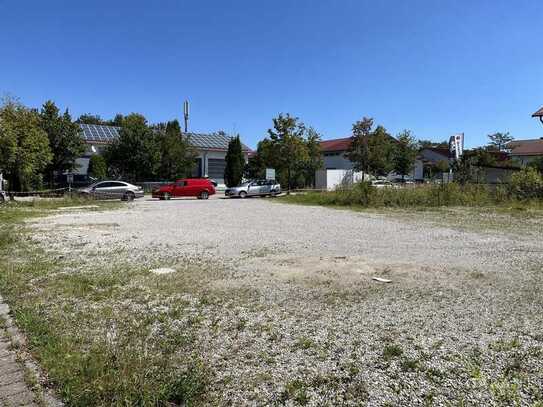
508,138 -> 543,166
76,124 -> 251,186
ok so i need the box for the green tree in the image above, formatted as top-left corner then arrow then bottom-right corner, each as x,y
0,98 -> 52,191
224,135 -> 245,187
155,120 -> 195,180
367,125 -> 395,177
345,117 -> 372,179
301,127 -> 323,187
487,132 -> 513,151
393,130 -> 418,179
346,118 -> 395,178
418,139 -> 449,149
266,114 -> 308,190
244,152 -> 266,180
104,114 -> 160,181
76,114 -> 106,125
527,157 -> 543,174
88,155 -> 107,180
40,101 -> 85,186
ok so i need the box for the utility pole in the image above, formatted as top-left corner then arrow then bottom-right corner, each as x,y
183,100 -> 189,133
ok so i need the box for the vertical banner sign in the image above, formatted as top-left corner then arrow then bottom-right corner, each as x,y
265,168 -> 276,180
449,133 -> 464,160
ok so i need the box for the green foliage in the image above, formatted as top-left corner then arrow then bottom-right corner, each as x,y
224,135 -> 245,187
156,120 -> 195,181
76,113 -> 105,125
488,132 -> 514,151
281,182 -> 521,208
393,130 -> 418,178
509,167 -> 543,200
527,156 -> 543,174
418,139 -> 449,148
346,117 -> 395,178
40,100 -> 85,186
0,98 -> 52,191
104,114 -> 160,181
88,155 -> 107,180
258,114 -> 322,189
244,153 -> 266,180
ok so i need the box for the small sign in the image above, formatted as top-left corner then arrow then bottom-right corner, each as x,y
265,168 -> 276,181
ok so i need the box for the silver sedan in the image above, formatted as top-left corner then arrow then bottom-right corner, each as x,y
78,181 -> 144,201
225,180 -> 281,198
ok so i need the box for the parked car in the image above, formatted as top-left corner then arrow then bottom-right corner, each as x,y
371,180 -> 395,188
78,181 -> 144,201
152,178 -> 215,200
225,180 -> 281,198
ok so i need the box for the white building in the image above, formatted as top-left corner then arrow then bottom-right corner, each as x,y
76,124 -> 251,186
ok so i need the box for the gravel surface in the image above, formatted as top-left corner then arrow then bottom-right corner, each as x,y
30,198 -> 543,406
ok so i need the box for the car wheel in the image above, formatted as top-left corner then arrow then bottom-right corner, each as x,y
123,191 -> 135,201
239,191 -> 247,199
199,191 -> 209,200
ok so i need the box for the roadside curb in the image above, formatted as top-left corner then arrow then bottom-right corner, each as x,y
0,295 -> 63,407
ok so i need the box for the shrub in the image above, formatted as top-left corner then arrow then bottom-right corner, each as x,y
509,167 -> 543,200
88,154 -> 107,180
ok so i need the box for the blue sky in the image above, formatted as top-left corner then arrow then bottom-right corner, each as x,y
1,0 -> 542,149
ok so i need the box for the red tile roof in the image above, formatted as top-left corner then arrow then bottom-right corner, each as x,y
508,139 -> 543,156
320,137 -> 352,152
532,107 -> 543,117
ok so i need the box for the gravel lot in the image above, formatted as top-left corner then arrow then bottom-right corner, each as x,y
30,198 -> 543,405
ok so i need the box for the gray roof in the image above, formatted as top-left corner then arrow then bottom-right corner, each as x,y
80,123 -> 120,143
185,132 -> 250,151
79,124 -> 250,151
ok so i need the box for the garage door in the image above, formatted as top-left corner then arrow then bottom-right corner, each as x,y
208,159 -> 226,179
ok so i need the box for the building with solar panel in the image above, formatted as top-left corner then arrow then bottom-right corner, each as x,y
76,124 -> 251,186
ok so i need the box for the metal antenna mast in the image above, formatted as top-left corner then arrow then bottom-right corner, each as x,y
183,100 -> 189,133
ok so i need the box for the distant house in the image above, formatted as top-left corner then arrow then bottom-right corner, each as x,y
414,147 -> 450,181
320,137 -> 354,170
76,124 -> 251,185
507,138 -> 543,166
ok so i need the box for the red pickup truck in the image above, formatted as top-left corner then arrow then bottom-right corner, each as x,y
152,178 -> 215,200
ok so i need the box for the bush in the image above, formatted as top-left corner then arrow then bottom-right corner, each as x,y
88,155 -> 107,180
509,168 -> 543,200
283,182 -> 512,209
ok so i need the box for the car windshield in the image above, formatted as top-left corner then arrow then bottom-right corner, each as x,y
239,182 -> 251,187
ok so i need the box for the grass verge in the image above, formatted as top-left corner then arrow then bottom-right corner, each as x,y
0,199 -> 209,406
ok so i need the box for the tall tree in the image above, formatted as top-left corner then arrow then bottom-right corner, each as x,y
393,130 -> 418,179
244,152 -> 266,180
0,98 -> 52,191
487,132 -> 513,151
266,114 -> 308,190
104,114 -> 160,181
345,117 -> 373,179
155,120 -> 195,180
224,135 -> 245,187
367,125 -> 395,176
346,117 -> 395,178
301,127 -> 323,187
76,114 -> 106,125
40,101 -> 85,186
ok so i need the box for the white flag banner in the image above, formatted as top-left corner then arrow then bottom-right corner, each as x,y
449,133 -> 464,160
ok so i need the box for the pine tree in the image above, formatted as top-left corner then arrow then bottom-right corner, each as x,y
224,135 -> 245,187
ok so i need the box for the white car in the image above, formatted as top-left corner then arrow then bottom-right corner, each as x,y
371,180 -> 395,188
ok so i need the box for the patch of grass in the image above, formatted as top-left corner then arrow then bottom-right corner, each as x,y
489,378 -> 521,406
490,338 -> 521,352
401,357 -> 421,371
294,336 -> 315,351
0,199 -> 210,406
382,344 -> 403,361
280,379 -> 309,405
